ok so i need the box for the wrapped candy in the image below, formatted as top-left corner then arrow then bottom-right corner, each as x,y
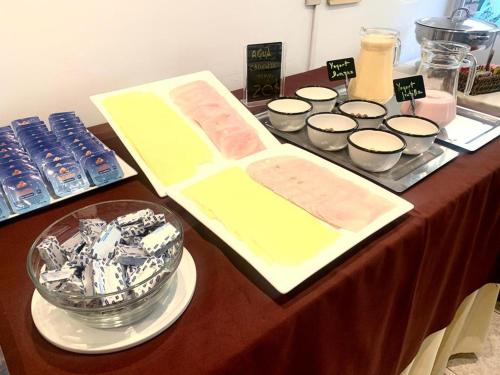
140,223 -> 180,256
128,257 -> 165,298
115,245 -> 147,266
91,260 -> 127,305
37,236 -> 66,270
91,223 -> 121,260
116,208 -> 154,227
37,208 -> 180,307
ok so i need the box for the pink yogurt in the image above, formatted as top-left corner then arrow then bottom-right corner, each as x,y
400,89 -> 456,127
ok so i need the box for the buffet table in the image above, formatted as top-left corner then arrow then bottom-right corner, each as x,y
0,67 -> 498,375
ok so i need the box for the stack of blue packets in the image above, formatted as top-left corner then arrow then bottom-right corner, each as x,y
49,112 -> 123,186
0,112 -> 125,221
12,116 -> 90,199
0,122 -> 50,215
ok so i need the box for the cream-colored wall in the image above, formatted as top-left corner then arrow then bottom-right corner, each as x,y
0,0 -> 448,127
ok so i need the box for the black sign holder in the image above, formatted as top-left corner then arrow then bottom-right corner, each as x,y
243,42 -> 285,108
326,57 -> 356,92
393,75 -> 426,114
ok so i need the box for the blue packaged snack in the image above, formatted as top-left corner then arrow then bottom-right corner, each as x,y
0,155 -> 30,167
17,126 -> 50,138
82,150 -> 123,186
0,150 -> 29,161
2,172 -> 50,213
43,159 -> 90,197
0,132 -> 17,141
0,146 -> 26,155
0,164 -> 38,182
0,192 -> 11,221
60,133 -> 95,148
11,116 -> 41,130
50,116 -> 80,124
72,145 -> 106,163
32,147 -> 70,167
0,160 -> 38,174
13,121 -> 47,135
50,115 -> 80,124
17,126 -> 50,141
0,125 -> 14,134
49,111 -> 76,119
23,135 -> 57,150
0,140 -> 20,150
28,142 -> 60,155
69,137 -> 104,150
53,121 -> 85,132
54,127 -> 87,139
50,117 -> 83,128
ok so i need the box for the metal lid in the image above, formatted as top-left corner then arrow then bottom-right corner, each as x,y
416,8 -> 499,33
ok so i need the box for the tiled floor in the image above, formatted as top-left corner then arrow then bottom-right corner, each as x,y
445,303 -> 500,375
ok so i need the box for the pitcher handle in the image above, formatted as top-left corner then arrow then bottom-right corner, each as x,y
393,37 -> 401,66
463,53 -> 477,95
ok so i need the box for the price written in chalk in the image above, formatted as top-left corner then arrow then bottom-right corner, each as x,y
246,42 -> 283,103
393,75 -> 426,102
326,58 -> 356,81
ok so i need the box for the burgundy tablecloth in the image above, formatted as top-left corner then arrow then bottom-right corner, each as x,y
0,68 -> 498,375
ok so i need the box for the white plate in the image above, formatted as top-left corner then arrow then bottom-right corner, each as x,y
91,71 -> 280,197
31,248 -> 196,354
2,155 -> 137,223
169,144 -> 413,294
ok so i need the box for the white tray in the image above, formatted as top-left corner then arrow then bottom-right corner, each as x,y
91,72 -> 413,293
91,71 -> 280,197
169,144 -> 413,294
1,155 -> 137,223
31,248 -> 196,354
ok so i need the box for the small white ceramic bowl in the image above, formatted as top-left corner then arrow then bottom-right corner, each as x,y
267,97 -> 313,132
338,100 -> 387,129
295,86 -> 338,114
306,113 -> 358,151
347,129 -> 406,172
383,115 -> 440,155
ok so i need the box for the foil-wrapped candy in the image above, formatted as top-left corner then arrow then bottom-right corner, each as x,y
37,236 -> 66,270
91,260 -> 127,305
80,218 -> 106,245
37,209 -> 175,307
116,208 -> 154,227
115,245 -> 147,266
128,257 -> 166,298
140,223 -> 180,256
91,223 -> 121,260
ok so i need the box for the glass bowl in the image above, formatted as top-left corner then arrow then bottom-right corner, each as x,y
27,200 -> 184,328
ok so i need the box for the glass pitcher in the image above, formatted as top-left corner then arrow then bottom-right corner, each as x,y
348,27 -> 401,104
400,39 -> 477,127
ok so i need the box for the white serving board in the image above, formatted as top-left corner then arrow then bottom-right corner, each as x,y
91,71 -> 280,198
91,71 -> 413,293
1,155 -> 137,223
168,144 -> 413,294
31,248 -> 196,354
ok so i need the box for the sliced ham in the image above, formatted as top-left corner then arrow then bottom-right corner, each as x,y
170,80 -> 265,159
247,156 -> 394,231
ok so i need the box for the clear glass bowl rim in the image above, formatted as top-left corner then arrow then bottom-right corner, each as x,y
26,199 -> 184,303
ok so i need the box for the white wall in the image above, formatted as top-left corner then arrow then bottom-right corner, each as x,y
0,0 -> 449,127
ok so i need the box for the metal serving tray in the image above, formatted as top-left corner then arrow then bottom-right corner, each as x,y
437,106 -> 500,152
0,155 -> 137,224
383,97 -> 500,153
255,112 -> 459,193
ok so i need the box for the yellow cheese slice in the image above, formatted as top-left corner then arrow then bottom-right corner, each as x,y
102,92 -> 213,185
183,167 -> 341,265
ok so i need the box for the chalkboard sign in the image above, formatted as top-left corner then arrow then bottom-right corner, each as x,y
393,75 -> 426,102
245,42 -> 283,105
326,58 -> 356,81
